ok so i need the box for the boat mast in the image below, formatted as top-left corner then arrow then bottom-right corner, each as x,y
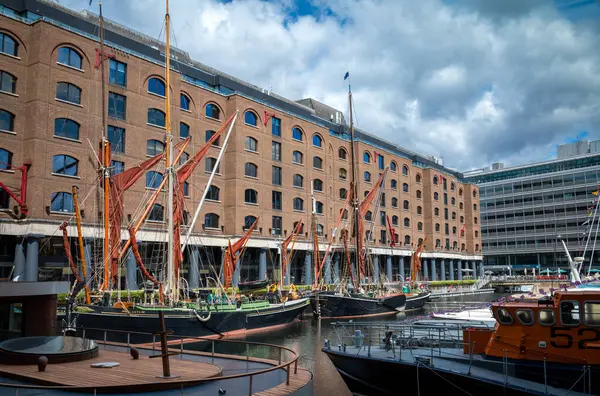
72,186 -> 91,305
164,0 -> 175,302
98,0 -> 111,291
347,82 -> 360,284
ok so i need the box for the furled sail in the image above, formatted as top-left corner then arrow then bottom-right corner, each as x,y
223,217 -> 259,290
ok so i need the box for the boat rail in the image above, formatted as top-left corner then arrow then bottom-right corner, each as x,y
0,325 -> 303,395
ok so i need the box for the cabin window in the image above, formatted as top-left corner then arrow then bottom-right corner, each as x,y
516,309 -> 534,326
496,308 -> 513,324
538,310 -> 555,326
584,302 -> 600,326
560,301 -> 580,326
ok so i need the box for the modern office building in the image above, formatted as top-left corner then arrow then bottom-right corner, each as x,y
0,0 -> 481,287
464,141 -> 600,271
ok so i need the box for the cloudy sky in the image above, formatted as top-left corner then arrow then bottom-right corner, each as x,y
60,0 -> 600,171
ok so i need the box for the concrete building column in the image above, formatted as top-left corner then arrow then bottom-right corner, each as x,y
441,259 -> 446,281
304,252 -> 312,286
399,256 -> 405,281
333,253 -> 340,283
232,256 -> 241,287
259,248 -> 267,281
83,239 -> 92,285
325,255 -> 332,284
12,241 -> 25,281
126,247 -> 137,291
386,255 -> 393,281
449,260 -> 455,281
25,235 -> 41,282
423,258 -> 429,280
479,261 -> 484,278
284,251 -> 291,286
471,260 -> 476,276
188,247 -> 200,290
373,255 -> 380,282
458,260 -> 463,281
431,258 -> 437,281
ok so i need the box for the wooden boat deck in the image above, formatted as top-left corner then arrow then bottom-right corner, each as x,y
254,368 -> 313,396
0,349 -> 222,391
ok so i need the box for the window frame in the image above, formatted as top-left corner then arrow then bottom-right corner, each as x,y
560,301 -> 581,326
205,103 -> 221,120
495,308 -> 513,325
54,118 -> 80,141
52,154 -> 79,177
50,191 -> 74,214
57,47 -> 83,70
55,82 -> 81,105
0,33 -> 18,57
244,111 -> 258,127
147,77 -> 166,97
147,108 -> 166,128
109,59 -> 127,87
538,309 -> 556,326
0,109 -> 15,133
584,301 -> 600,327
108,92 -> 126,120
204,213 -> 220,229
245,136 -> 258,152
515,309 -> 534,326
180,93 -> 190,111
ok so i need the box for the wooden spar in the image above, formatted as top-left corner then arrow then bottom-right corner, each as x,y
310,183 -> 320,288
59,222 -> 81,284
129,227 -> 165,304
280,218 -> 303,288
360,167 -> 389,279
347,80 -> 360,286
342,231 -> 355,289
102,140 -> 111,290
411,237 -> 427,290
72,186 -> 91,305
316,192 -> 351,287
117,139 -> 190,260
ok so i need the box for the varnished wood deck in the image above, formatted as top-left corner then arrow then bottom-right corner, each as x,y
253,368 -> 313,396
0,349 -> 222,391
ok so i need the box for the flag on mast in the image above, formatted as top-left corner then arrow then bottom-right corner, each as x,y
344,71 -> 350,80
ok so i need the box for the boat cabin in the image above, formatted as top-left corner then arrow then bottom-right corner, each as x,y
464,291 -> 600,365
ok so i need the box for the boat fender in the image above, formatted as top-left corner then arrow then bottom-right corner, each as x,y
194,309 -> 211,323
419,284 -> 424,290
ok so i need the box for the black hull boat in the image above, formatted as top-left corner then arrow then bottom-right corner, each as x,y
404,291 -> 430,311
60,298 -> 309,343
310,293 -> 405,319
238,279 -> 270,292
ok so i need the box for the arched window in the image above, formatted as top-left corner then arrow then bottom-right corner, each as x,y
244,162 -> 258,178
473,190 -> 477,198
434,192 -> 439,200
392,215 -> 398,225
205,157 -> 220,173
204,213 -> 220,229
364,190 -> 369,197
0,109 -> 15,132
416,190 -> 422,199
450,182 -> 455,191
52,154 -> 78,176
339,168 -> 347,180
180,122 -> 189,138
245,136 -> 258,152
293,174 -> 304,188
391,179 -> 397,189
54,118 -> 80,140
341,208 -> 349,220
244,189 -> 258,204
292,127 -> 303,141
57,47 -> 82,69
207,185 -> 220,201
416,174 -> 421,183
417,222 -> 423,231
148,77 -> 165,96
146,139 -> 164,156
148,203 -> 164,222
435,239 -> 441,248
244,111 -> 258,126
364,171 -> 371,182
433,176 -> 438,185
293,221 -> 304,234
244,215 -> 257,230
404,218 -> 410,227
453,241 -> 458,249
403,183 -> 409,193
475,244 -> 480,252
182,210 -> 190,226
363,151 -> 371,163
452,211 -> 456,220
474,217 -> 478,224
205,130 -> 220,146
148,108 -> 166,127
475,230 -> 479,237
50,191 -> 74,213
146,171 -> 163,189
339,188 -> 347,199
474,204 -> 478,211
402,165 -> 409,176
451,197 -> 456,205
434,207 -> 439,216
390,161 -> 397,172
312,134 -> 322,147
459,188 -> 463,196
292,151 -> 303,164
316,224 -> 324,236
0,33 -> 18,57
391,197 -> 398,207
293,197 -> 304,211
460,202 -> 464,210
460,215 -> 464,223
365,211 -> 373,221
435,223 -> 440,232
313,156 -> 323,169
417,205 -> 422,215
180,93 -> 190,111
461,243 -> 466,251
338,148 -> 347,160
418,238 -> 424,246
205,103 -> 220,120
315,201 -> 324,214
182,181 -> 190,197
452,226 -> 457,234
0,148 -> 12,170
313,178 -> 323,192
404,235 -> 411,245
0,71 -> 15,95
403,200 -> 409,210
56,82 -> 80,104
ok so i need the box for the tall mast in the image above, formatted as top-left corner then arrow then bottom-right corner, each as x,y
347,83 -> 360,283
99,1 -> 111,291
164,0 -> 175,302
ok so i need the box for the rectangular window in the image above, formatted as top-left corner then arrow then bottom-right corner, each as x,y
272,166 -> 282,186
272,141 -> 281,162
111,160 -> 124,176
272,216 -> 282,236
444,193 -> 448,205
109,59 -> 127,87
272,191 -> 282,210
380,211 -> 386,226
445,238 -> 450,249
108,92 -> 126,120
378,154 -> 384,170
380,229 -> 387,244
380,193 -> 385,207
444,208 -> 448,220
272,117 -> 281,137
107,126 -> 125,153
445,223 -> 449,235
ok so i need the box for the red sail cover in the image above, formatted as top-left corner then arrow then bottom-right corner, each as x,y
223,217 -> 259,289
282,219 -> 303,285
109,139 -> 188,284
172,113 -> 237,282
356,175 -> 384,280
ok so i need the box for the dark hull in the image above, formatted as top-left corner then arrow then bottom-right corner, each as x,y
238,279 -> 270,292
405,291 -> 430,311
310,293 -> 405,319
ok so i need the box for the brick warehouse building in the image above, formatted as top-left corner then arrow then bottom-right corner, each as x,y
0,0 -> 481,288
